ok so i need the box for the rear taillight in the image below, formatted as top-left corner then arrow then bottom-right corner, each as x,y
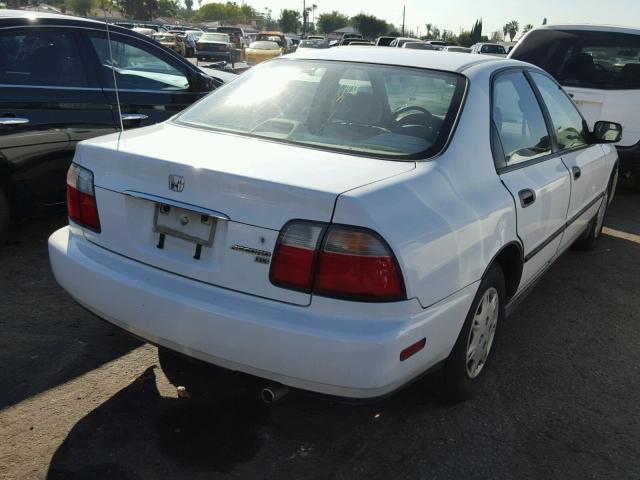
270,221 -> 405,302
269,221 -> 323,291
66,163 -> 100,232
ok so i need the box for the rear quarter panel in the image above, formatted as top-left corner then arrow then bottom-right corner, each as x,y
332,67 -> 519,309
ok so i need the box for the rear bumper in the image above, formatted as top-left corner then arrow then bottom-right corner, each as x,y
617,141 -> 640,174
48,227 -> 477,398
196,51 -> 232,61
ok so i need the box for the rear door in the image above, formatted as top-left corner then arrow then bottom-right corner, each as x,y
492,70 -> 571,289
84,31 -> 205,129
528,71 -> 611,249
0,27 -> 115,208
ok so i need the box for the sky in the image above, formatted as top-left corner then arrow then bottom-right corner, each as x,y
225,0 -> 640,37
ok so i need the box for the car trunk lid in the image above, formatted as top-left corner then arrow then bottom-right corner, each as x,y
75,122 -> 415,305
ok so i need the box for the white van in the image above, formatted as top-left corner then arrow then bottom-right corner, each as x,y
510,25 -> 640,186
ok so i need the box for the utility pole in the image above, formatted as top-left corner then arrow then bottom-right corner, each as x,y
302,0 -> 306,36
401,6 -> 405,37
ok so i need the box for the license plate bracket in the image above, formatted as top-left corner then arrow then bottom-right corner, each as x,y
153,203 -> 216,247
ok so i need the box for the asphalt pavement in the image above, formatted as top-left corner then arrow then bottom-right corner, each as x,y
0,184 -> 639,480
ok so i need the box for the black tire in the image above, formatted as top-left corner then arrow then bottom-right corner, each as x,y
440,264 -> 505,401
573,169 -> 615,250
0,189 -> 9,244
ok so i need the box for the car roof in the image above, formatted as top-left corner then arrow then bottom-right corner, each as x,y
529,24 -> 640,35
0,9 -> 135,35
287,46 -> 510,72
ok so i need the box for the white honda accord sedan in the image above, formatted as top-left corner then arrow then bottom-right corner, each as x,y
49,47 -> 621,401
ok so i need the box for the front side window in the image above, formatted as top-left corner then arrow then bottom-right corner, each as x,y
0,30 -> 87,87
90,35 -> 189,91
175,59 -> 466,159
530,72 -> 588,151
492,71 -> 552,166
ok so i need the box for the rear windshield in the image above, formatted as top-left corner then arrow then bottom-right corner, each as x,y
201,33 -> 228,43
481,44 -> 506,54
511,29 -> 640,89
175,59 -> 466,159
249,41 -> 280,50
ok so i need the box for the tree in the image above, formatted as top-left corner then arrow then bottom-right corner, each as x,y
490,30 -> 504,42
279,9 -> 300,34
470,18 -> 482,44
65,0 -> 92,16
504,20 -> 519,41
118,0 -> 158,20
432,26 -> 440,39
184,0 -> 192,13
425,23 -> 432,37
456,31 -> 473,47
317,10 -> 348,34
542,17 -> 547,25
522,23 -> 534,35
350,13 -> 388,39
158,0 -> 178,17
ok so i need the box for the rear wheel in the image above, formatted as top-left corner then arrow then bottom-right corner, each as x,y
0,189 -> 9,244
440,264 -> 505,401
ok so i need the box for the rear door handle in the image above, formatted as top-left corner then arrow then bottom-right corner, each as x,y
518,189 -> 536,208
121,113 -> 149,122
572,166 -> 581,180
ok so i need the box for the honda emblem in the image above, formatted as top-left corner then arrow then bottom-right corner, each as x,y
168,174 -> 185,192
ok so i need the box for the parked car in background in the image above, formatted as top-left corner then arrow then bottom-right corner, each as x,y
306,35 -> 326,41
0,10 -> 225,242
132,27 -> 155,37
346,41 -> 372,46
297,39 -> 329,50
256,31 -> 288,52
402,42 -> 435,50
245,40 -> 282,65
471,43 -> 507,57
426,40 -> 447,50
443,46 -> 471,53
342,33 -> 363,41
170,31 -> 197,57
195,32 -> 236,65
50,48 -> 620,403
390,37 -> 422,47
216,26 -> 246,47
510,24 -> 640,187
376,36 -> 396,46
153,32 -> 186,56
186,30 -> 204,41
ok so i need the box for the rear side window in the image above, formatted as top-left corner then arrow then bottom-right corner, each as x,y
481,44 -> 506,54
512,29 -> 640,89
0,30 -> 88,87
89,35 -> 189,91
492,71 -> 552,166
530,72 -> 588,151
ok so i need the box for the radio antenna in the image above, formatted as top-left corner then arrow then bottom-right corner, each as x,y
103,8 -> 125,137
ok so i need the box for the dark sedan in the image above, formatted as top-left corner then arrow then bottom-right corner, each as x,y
0,10 -> 225,241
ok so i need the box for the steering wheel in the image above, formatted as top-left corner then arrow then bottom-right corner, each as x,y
394,105 -> 432,122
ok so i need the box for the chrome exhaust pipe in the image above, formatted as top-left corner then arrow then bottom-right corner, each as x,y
260,384 -> 289,403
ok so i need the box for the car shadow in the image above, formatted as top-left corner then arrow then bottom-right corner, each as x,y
0,216 -> 142,410
46,365 -> 448,480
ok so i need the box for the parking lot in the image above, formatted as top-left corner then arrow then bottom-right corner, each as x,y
0,183 -> 637,480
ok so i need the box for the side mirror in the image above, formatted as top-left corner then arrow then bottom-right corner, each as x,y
593,121 -> 622,143
190,71 -> 215,92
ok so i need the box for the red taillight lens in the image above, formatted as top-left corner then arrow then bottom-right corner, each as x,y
66,163 -> 100,232
270,222 -> 405,302
315,226 -> 404,301
269,221 -> 324,291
